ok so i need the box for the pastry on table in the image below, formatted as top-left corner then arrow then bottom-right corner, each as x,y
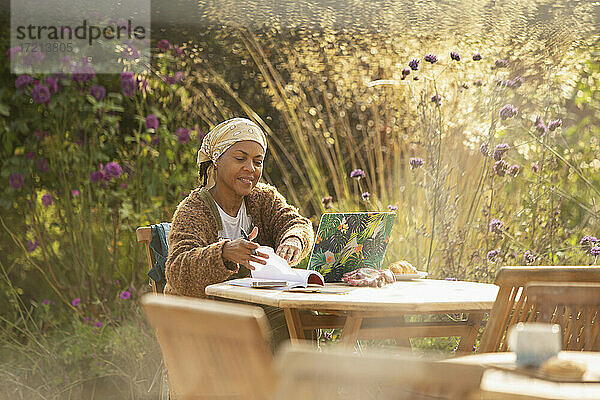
539,357 -> 586,380
389,260 -> 418,275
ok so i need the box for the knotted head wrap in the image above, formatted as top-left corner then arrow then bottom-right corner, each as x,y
197,118 -> 268,189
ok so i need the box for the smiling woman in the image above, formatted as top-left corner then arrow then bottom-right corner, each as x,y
164,118 -> 314,350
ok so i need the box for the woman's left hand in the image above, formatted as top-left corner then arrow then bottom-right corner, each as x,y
276,237 -> 302,266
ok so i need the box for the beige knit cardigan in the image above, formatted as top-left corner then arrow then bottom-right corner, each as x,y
164,182 -> 315,298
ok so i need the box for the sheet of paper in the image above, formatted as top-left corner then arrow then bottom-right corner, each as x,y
249,246 -> 324,286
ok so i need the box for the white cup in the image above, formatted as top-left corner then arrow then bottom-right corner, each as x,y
508,323 -> 562,367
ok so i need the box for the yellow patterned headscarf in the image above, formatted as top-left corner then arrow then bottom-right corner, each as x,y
197,118 -> 268,189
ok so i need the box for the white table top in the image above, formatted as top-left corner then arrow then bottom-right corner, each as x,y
205,279 -> 499,313
448,351 -> 600,399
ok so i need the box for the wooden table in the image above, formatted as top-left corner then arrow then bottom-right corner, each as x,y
206,279 -> 498,352
447,351 -> 600,399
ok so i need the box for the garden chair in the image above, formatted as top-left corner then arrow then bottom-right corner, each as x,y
141,293 -> 277,400
524,282 -> 600,351
478,266 -> 600,353
273,344 -> 484,400
136,223 -> 171,293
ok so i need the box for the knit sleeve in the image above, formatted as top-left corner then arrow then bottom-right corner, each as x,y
165,200 -> 239,298
263,186 -> 315,261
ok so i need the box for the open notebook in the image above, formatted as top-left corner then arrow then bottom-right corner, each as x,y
228,246 -> 325,290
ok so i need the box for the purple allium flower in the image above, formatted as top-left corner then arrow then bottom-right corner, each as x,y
523,250 -> 535,264
591,246 -> 600,257
480,142 -> 489,157
350,169 -> 366,179
174,45 -> 184,57
409,157 -> 424,169
534,116 -> 547,136
450,51 -> 461,61
120,72 -> 136,97
532,162 -> 540,173
401,67 -> 411,78
388,205 -> 398,211
321,196 -> 333,209
25,151 -> 35,160
26,239 -> 39,253
492,143 -> 510,160
408,59 -> 420,71
473,79 -> 483,87
430,94 -> 441,104
472,53 -> 482,61
37,158 -> 49,172
424,54 -> 438,63
45,77 -> 58,94
499,104 -> 518,120
104,162 -> 122,178
580,235 -> 599,253
32,84 -> 51,104
507,164 -> 520,177
6,46 -> 21,60
510,77 -> 523,88
487,249 -> 500,262
493,160 -> 509,176
42,299 -> 50,305
175,71 -> 184,82
548,119 -> 562,131
157,39 -> 171,50
71,189 -> 80,197
71,298 -> 81,307
89,85 -> 106,101
495,59 -> 509,68
9,173 -> 24,190
361,191 -> 370,201
34,130 -> 48,141
175,128 -> 190,143
94,321 -> 103,328
90,170 -> 104,183
489,218 -> 504,234
145,114 -> 159,130
120,290 -> 131,300
41,193 -> 53,206
15,74 -> 34,90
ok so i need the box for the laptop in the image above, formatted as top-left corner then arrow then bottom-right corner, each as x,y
307,212 -> 396,282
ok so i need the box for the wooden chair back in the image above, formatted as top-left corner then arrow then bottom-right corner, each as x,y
525,282 -> 600,351
141,294 -> 277,400
274,344 -> 484,400
479,266 -> 600,353
136,226 -> 163,293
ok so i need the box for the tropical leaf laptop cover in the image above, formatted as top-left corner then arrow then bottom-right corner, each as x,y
307,212 -> 396,282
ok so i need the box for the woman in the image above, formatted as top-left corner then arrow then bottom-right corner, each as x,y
164,117 -> 314,303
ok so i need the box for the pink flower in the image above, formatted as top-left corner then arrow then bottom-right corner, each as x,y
71,189 -> 80,197
157,39 -> 171,50
41,193 -> 53,206
94,321 -> 103,328
71,298 -> 81,307
26,239 -> 39,253
175,128 -> 190,143
145,114 -> 159,130
120,290 -> 131,300
42,299 -> 50,305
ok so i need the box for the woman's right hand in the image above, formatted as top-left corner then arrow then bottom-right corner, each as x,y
221,226 -> 269,270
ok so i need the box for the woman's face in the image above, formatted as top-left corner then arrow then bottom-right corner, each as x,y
215,140 -> 265,196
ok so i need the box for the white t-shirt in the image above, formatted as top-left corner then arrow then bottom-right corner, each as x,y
213,197 -> 252,241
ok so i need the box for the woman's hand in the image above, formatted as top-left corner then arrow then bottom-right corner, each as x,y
276,236 -> 302,266
222,226 -> 269,270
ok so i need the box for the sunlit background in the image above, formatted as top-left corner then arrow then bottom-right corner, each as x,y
1,0 -> 599,398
